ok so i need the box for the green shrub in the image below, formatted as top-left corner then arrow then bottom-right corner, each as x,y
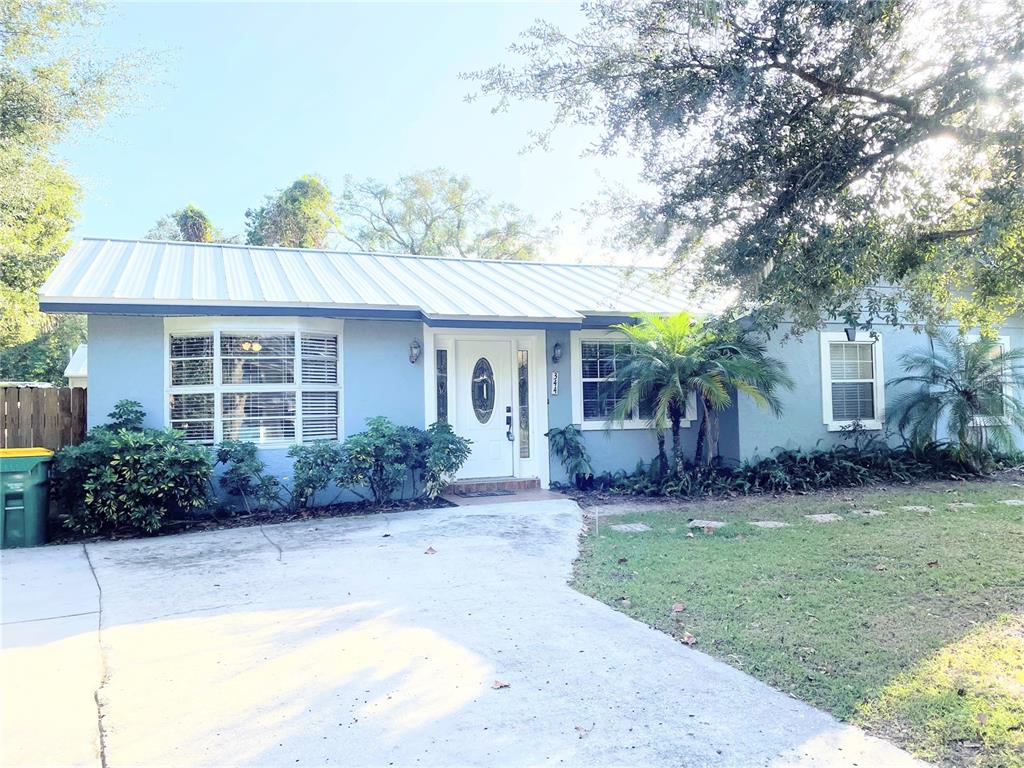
215,418 -> 472,511
214,440 -> 289,512
336,417 -> 422,505
289,441 -> 347,508
592,440 -> 993,499
53,401 -> 211,535
105,399 -> 146,430
545,424 -> 593,488
421,421 -> 473,499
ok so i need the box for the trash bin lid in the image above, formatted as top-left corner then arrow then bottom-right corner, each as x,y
0,448 -> 54,458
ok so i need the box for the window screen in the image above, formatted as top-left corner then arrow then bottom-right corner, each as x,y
829,342 -> 875,421
580,339 -> 654,422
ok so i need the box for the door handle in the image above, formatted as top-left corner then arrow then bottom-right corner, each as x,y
506,405 -> 514,441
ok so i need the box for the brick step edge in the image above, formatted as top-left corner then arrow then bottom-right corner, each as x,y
446,478 -> 541,494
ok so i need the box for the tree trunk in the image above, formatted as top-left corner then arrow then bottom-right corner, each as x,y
656,433 -> 668,475
669,401 -> 683,473
692,399 -> 708,466
694,416 -> 706,466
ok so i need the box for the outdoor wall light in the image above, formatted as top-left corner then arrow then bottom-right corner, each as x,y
240,340 -> 263,352
551,342 -> 563,363
409,339 -> 422,364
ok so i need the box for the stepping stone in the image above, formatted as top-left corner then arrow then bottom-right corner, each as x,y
687,519 -> 726,529
898,505 -> 933,513
998,499 -> 1024,506
805,513 -> 843,523
948,502 -> 979,511
609,522 -> 651,532
751,520 -> 790,528
851,509 -> 887,517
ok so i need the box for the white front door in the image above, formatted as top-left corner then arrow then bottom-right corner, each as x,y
455,339 -> 515,478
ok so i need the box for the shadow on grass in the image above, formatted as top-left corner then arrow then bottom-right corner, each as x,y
856,613 -> 1024,768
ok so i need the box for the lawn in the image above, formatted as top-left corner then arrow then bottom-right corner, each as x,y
572,479 -> 1024,768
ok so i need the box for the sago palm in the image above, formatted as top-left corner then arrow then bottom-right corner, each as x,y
610,312 -> 793,469
888,332 -> 1024,453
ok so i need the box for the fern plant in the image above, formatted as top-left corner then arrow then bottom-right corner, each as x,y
545,424 -> 594,487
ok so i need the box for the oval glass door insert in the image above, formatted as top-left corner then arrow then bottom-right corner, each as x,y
471,357 -> 495,423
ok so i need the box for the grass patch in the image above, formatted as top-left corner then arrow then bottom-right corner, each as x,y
573,480 -> 1024,767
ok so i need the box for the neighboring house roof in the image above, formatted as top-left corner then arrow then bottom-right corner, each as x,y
63,344 -> 87,380
38,238 -> 690,326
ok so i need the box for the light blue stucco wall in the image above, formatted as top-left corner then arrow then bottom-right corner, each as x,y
85,315 -> 425,502
86,315 -> 165,430
544,328 -> 740,484
343,320 -> 425,434
737,318 -> 1024,461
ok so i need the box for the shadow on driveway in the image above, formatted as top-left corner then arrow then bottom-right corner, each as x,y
1,500 -> 928,767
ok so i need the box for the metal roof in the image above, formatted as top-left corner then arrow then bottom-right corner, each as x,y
39,238 -> 690,325
63,344 -> 87,379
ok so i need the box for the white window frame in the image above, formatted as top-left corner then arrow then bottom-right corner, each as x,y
967,334 -> 1011,427
164,316 -> 344,447
570,329 -> 695,431
820,331 -> 885,432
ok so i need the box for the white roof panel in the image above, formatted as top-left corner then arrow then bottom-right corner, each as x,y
63,344 -> 87,378
40,238 -> 691,323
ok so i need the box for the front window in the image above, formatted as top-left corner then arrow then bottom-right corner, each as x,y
168,327 -> 340,446
820,332 -> 884,430
580,340 -> 657,423
829,342 -> 876,421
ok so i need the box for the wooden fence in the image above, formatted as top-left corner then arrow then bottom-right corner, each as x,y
1,387 -> 87,452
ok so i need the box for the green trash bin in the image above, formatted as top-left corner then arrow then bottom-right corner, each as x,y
0,448 -> 54,548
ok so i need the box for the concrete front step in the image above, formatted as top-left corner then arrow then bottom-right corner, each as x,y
447,477 -> 541,494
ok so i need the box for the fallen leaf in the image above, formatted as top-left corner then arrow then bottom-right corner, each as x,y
424,546 -> 437,555
492,680 -> 510,690
686,532 -> 695,539
672,602 -> 686,613
617,557 -> 628,564
681,632 -> 697,646
875,564 -> 887,571
382,533 -> 391,538
927,560 -> 939,567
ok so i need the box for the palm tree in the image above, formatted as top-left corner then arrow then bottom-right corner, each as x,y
888,332 -> 1024,453
609,312 -> 793,469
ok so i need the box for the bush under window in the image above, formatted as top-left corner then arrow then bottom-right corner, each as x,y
53,401 -> 212,535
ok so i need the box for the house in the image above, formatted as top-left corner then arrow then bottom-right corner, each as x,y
39,238 -> 1023,488
64,344 -> 88,389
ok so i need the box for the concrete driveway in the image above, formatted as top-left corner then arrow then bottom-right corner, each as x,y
1,499 -> 926,768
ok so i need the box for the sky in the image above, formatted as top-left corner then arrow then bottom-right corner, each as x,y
56,2 -> 644,263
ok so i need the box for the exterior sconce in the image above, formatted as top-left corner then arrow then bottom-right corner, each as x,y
409,339 -> 422,364
844,326 -> 857,342
551,342 -> 563,364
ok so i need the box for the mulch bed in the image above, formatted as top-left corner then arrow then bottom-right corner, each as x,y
47,496 -> 456,544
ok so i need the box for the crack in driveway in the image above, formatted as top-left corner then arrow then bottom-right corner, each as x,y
81,543 -> 110,768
